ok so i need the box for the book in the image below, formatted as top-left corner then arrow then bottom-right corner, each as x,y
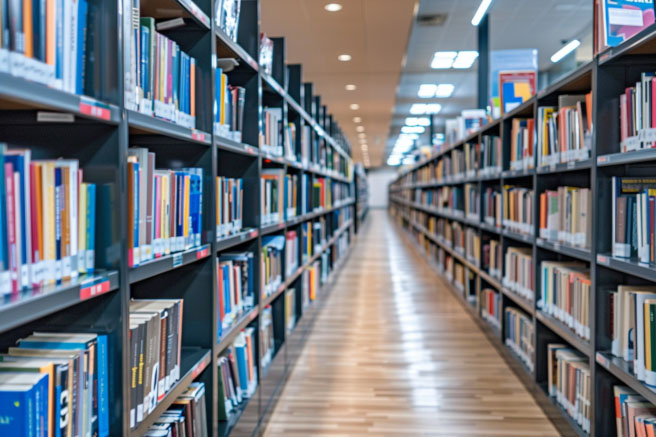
261,107 -> 283,156
503,246 -> 534,302
503,185 -> 534,236
216,177 -> 243,239
601,0 -> 655,49
483,186 -> 502,228
260,169 -> 284,225
539,186 -> 592,249
480,135 -> 502,176
0,372 -> 49,437
284,288 -> 296,334
217,251 -> 254,340
481,288 -> 500,328
259,306 -> 274,369
612,177 -> 656,261
547,346 -> 591,432
285,230 -> 298,277
509,118 -> 535,171
260,235 -> 284,298
504,307 -> 534,371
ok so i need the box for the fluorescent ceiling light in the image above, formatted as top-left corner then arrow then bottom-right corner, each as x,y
550,39 -> 581,63
418,84 -> 437,98
431,51 -> 457,69
338,54 -> 352,62
410,103 -> 442,114
406,117 -> 430,126
350,103 -> 360,110
471,0 -> 493,26
345,84 -> 357,91
324,3 -> 342,12
353,116 -> 362,123
453,51 -> 479,69
401,126 -> 425,134
435,84 -> 455,98
356,126 -> 365,132
398,133 -> 419,140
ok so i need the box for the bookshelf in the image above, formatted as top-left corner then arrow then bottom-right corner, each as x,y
0,0 -> 357,436
388,39 -> 656,435
354,164 -> 369,233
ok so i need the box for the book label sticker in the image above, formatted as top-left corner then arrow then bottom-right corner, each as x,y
37,112 -> 75,123
191,130 -> 206,142
172,253 -> 183,268
80,278 -> 111,300
79,98 -> 111,120
196,246 -> 209,259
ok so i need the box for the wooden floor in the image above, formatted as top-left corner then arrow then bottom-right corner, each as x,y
261,210 -> 562,436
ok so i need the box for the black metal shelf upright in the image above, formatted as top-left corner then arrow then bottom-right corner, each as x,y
387,51 -> 656,436
0,0 -> 361,436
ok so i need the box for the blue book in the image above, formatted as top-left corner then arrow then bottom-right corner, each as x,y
85,184 -> 96,275
215,68 -> 222,123
75,0 -> 88,95
223,264 -> 231,315
54,167 -> 62,284
186,172 -> 200,247
0,372 -> 49,437
172,43 -> 179,111
234,341 -> 248,392
133,163 -> 140,262
5,152 -> 29,289
181,52 -> 188,115
96,335 -> 108,437
140,26 -> 149,99
54,0 -> 63,80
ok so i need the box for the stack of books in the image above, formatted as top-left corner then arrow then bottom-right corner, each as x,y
217,328 -> 258,421
127,150 -> 202,267
464,142 -> 480,178
619,73 -> 656,154
217,252 -> 255,339
537,94 -> 592,166
539,186 -> 592,249
614,386 -> 656,437
0,331 -> 110,436
503,247 -> 534,302
145,382 -> 208,437
509,118 -> 534,171
261,236 -> 283,297
302,261 -> 320,307
547,344 -> 591,433
128,299 -> 184,429
505,307 -> 534,371
539,261 -> 590,340
1,147 -> 97,295
503,185 -> 534,236
217,177 -> 243,239
465,228 -> 480,267
312,178 -> 330,211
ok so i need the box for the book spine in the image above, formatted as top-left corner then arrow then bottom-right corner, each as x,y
85,183 -> 94,274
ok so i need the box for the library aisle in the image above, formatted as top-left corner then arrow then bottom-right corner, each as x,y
262,210 -> 560,436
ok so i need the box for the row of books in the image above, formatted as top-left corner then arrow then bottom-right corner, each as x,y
547,344 -> 591,433
312,178 -> 331,211
464,183 -> 479,221
539,186 -> 592,249
620,73 -> 656,153
481,288 -> 501,329
285,231 -> 299,277
125,16 -> 197,128
127,149 -> 202,267
503,247 -> 534,302
1,148 -> 97,295
610,284 -> 656,387
509,118 -> 534,171
215,69 -> 246,142
505,307 -> 534,371
483,238 -> 502,279
614,385 -> 656,437
480,135 -> 502,176
503,185 -> 534,236
217,252 -> 254,340
217,177 -> 243,239
261,107 -> 283,156
144,382 -> 208,437
537,94 -> 592,166
301,219 -> 326,261
464,142 -> 479,177
260,306 -> 274,369
261,236 -> 283,297
260,170 -> 297,225
612,176 -> 656,263
465,227 -> 480,266
483,187 -> 502,227
129,299 -> 183,429
539,261 -> 591,341
0,331 -> 109,436
217,328 -> 258,421
0,0 -> 91,93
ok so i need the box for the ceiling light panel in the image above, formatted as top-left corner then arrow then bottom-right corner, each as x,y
452,51 -> 479,69
345,84 -> 357,91
350,103 -> 360,110
431,51 -> 457,69
338,54 -> 352,62
435,84 -> 455,97
405,117 -> 430,126
401,126 -> 425,134
324,3 -> 342,12
418,84 -> 437,98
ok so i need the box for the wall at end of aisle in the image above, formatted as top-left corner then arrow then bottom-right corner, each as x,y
367,168 -> 398,209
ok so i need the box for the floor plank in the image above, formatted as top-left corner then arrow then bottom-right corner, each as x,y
261,210 -> 562,436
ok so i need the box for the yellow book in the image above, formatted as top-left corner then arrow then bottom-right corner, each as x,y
33,163 -> 43,285
41,162 -> 56,285
219,73 -> 227,125
78,182 -> 87,274
646,301 -> 652,372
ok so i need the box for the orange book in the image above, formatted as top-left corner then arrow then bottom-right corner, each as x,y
585,92 -> 593,133
23,0 -> 33,57
245,332 -> 254,382
527,119 -> 535,158
540,192 -> 547,232
46,0 -> 55,64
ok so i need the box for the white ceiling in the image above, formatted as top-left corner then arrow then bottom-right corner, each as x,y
387,0 -> 594,156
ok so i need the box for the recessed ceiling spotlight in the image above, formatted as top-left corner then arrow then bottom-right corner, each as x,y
353,117 -> 362,123
358,133 -> 366,138
350,103 -> 360,110
324,3 -> 342,12
356,126 -> 365,132
345,84 -> 357,91
361,144 -> 368,150
338,54 -> 352,62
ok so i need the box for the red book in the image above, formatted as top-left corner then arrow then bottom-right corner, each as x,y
652,78 -> 656,131
218,265 -> 225,321
5,163 -> 18,293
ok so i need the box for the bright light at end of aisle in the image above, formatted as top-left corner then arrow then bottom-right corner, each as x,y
324,3 -> 342,12
471,0 -> 493,26
550,39 -> 581,63
338,54 -> 352,62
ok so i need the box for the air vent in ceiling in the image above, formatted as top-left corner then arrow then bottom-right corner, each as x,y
417,13 -> 447,26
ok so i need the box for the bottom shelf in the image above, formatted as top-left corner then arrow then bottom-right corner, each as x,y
539,383 -> 589,437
